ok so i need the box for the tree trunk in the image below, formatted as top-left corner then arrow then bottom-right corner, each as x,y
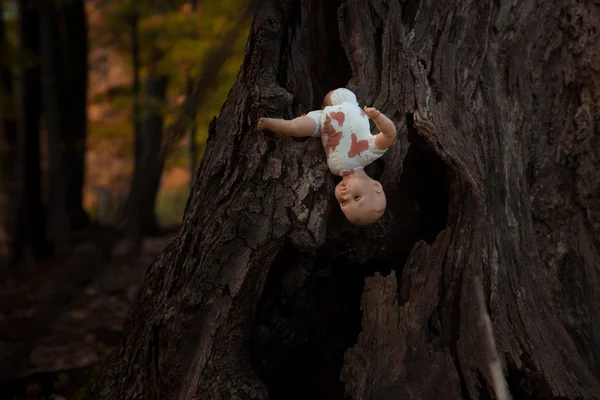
186,74 -> 197,186
62,0 -> 89,232
0,2 -> 18,264
120,70 -> 168,251
187,0 -> 200,184
117,2 -> 173,255
39,0 -> 89,254
130,10 -> 141,173
14,0 -> 44,262
89,0 -> 600,399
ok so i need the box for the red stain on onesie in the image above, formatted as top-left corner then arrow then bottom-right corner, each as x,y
348,133 -> 369,158
329,111 -> 345,126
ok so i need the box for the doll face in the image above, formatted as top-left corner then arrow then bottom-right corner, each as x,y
334,174 -> 386,226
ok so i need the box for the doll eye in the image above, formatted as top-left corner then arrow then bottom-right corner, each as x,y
341,201 -> 347,207
354,195 -> 361,201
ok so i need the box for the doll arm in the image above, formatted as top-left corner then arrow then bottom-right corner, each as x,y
364,106 -> 397,150
257,116 -> 316,137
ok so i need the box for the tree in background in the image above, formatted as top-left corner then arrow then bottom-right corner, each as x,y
119,2 -> 173,253
1,0 -> 252,263
106,0 -> 254,254
0,1 -> 18,265
14,0 -> 44,263
185,0 -> 199,188
88,0 -> 600,399
39,0 -> 89,254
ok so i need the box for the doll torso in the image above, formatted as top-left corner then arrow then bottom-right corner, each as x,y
306,102 -> 386,176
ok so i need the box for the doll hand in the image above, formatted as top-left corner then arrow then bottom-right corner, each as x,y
257,117 -> 268,131
364,106 -> 381,119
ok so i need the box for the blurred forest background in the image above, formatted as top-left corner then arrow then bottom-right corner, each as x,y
0,0 -> 252,397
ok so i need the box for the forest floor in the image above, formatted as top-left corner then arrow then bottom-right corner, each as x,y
0,230 -> 177,400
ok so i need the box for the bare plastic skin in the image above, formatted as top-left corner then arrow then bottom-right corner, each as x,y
256,89 -> 397,226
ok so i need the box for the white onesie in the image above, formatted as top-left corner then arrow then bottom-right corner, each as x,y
306,101 -> 387,176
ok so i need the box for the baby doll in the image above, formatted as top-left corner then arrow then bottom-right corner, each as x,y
257,88 -> 397,226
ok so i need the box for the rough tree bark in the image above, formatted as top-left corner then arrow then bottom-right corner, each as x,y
40,0 -> 89,254
90,0 -> 600,399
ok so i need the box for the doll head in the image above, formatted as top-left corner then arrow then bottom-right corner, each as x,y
334,171 -> 386,226
323,88 -> 359,108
